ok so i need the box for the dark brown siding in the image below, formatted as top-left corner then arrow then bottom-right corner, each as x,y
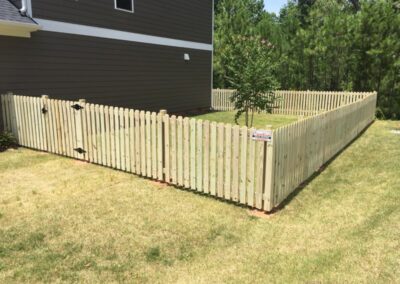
9,0 -> 22,9
0,31 -> 212,112
0,99 -> 3,132
32,0 -> 213,44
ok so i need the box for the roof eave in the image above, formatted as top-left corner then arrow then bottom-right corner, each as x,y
0,19 -> 41,38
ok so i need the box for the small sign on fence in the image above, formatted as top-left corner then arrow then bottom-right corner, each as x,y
252,130 -> 273,142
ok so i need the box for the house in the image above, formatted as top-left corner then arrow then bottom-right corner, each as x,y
0,0 -> 213,113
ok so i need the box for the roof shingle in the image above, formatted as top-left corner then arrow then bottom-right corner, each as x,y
0,0 -> 36,25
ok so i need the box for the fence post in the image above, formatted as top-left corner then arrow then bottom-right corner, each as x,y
263,125 -> 275,212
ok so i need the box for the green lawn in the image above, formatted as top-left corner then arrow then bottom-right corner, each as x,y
0,121 -> 399,283
193,111 -> 298,129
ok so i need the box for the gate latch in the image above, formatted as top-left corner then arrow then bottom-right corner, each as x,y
71,104 -> 84,110
74,148 -> 86,154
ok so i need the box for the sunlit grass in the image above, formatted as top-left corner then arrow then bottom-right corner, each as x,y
193,111 -> 298,129
0,121 -> 399,282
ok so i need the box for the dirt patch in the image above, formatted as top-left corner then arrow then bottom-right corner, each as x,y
247,209 -> 273,219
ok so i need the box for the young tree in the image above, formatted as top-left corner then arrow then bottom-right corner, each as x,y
223,35 -> 279,127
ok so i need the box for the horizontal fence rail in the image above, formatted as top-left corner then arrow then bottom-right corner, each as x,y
212,89 -> 372,116
1,90 -> 377,212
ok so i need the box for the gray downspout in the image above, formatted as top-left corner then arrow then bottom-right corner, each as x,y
20,0 -> 27,15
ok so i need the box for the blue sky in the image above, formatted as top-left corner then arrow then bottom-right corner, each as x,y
264,0 -> 288,14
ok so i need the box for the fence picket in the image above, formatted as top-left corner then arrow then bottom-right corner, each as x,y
105,106 -> 112,167
190,118 -> 196,190
114,107 -> 121,169
177,116 -> 184,186
140,111 -> 146,175
151,112 -> 158,179
146,111 -> 152,177
129,110 -> 136,173
183,117 -> 190,188
57,100 -> 66,155
102,106 -> 108,166
247,128 -> 256,207
157,112 -> 164,180
170,115 -> 177,184
224,124 -> 232,200
209,122 -> 217,196
134,110 -> 141,175
119,108 -> 125,171
164,114 -> 170,182
239,126 -> 248,204
196,119 -> 203,192
203,120 -> 210,194
232,125 -> 240,202
255,141 -> 264,210
217,123 -> 225,198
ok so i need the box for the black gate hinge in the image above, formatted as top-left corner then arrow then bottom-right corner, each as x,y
74,148 -> 86,154
41,107 -> 48,114
71,104 -> 84,110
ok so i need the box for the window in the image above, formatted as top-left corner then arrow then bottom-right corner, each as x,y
115,0 -> 134,13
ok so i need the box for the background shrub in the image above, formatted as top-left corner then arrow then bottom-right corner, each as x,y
0,132 -> 17,152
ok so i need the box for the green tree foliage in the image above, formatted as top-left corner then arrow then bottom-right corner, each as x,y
214,0 -> 400,119
224,35 -> 279,127
213,0 -> 265,88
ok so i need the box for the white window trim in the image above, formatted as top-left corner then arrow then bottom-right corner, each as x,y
114,0 -> 134,13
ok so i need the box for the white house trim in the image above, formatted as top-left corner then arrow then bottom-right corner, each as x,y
26,0 -> 33,17
34,19 -> 213,51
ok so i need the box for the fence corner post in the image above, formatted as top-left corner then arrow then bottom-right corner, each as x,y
263,125 -> 275,212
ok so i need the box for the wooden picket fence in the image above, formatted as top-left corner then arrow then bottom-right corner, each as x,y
1,90 -> 377,212
270,92 -> 377,207
212,89 -> 372,115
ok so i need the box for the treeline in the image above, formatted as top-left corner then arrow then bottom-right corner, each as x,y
213,0 -> 400,119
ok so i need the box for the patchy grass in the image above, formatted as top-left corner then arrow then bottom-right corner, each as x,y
193,111 -> 298,129
0,121 -> 399,283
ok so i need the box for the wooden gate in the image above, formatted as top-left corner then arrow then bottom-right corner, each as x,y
0,94 -> 86,160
